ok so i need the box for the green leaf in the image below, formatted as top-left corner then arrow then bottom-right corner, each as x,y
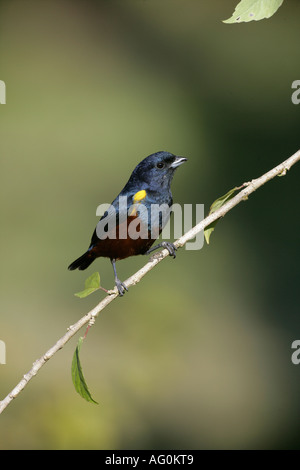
71,336 -> 98,404
204,187 -> 241,244
209,187 -> 240,213
74,272 -> 101,298
204,224 -> 217,245
223,0 -> 284,24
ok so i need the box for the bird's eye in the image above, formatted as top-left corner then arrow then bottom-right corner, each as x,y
156,162 -> 165,169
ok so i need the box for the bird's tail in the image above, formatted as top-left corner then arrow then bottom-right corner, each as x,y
68,251 -> 96,271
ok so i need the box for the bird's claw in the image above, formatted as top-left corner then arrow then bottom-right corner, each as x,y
146,241 -> 177,259
161,242 -> 177,258
115,278 -> 128,296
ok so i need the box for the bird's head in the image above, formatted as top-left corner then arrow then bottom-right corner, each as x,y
129,151 -> 187,192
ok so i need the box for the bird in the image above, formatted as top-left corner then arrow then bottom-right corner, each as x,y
68,151 -> 187,296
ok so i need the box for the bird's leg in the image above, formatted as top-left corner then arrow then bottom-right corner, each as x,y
111,259 -> 128,296
146,241 -> 177,259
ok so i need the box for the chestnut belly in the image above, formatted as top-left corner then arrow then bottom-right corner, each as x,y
91,216 -> 158,260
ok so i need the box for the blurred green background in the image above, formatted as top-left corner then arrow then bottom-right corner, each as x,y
1,0 -> 300,449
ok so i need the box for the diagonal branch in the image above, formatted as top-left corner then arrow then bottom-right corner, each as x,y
0,149 -> 299,415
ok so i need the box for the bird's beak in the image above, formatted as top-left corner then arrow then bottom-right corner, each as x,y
170,156 -> 188,168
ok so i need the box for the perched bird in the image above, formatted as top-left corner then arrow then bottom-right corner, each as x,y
68,151 -> 187,295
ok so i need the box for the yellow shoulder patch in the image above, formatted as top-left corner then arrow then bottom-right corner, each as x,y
129,190 -> 147,216
132,190 -> 147,204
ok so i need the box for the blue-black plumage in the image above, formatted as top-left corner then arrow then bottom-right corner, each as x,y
68,151 -> 187,295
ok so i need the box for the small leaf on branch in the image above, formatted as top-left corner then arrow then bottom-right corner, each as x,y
71,336 -> 98,404
204,187 -> 241,244
74,272 -> 101,298
277,167 -> 287,177
223,0 -> 284,24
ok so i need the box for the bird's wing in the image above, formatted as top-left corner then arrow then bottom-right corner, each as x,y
89,190 -> 139,248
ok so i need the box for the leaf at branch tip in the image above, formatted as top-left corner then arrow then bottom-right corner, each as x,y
204,186 -> 241,244
74,272 -> 101,298
223,0 -> 284,24
71,336 -> 98,404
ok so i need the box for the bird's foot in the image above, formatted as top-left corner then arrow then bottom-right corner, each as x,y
115,278 -> 128,297
146,241 -> 177,259
161,241 -> 177,258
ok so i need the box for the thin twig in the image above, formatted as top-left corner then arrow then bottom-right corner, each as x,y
0,149 -> 299,415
